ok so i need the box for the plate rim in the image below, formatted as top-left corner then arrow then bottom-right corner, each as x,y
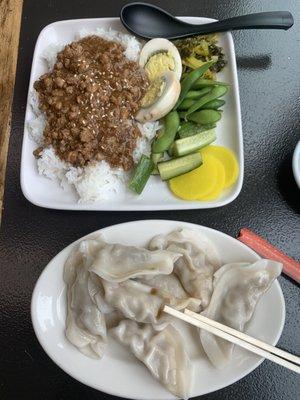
31,219 -> 285,399
292,141 -> 300,188
21,16 -> 244,211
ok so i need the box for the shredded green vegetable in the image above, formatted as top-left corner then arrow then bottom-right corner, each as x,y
173,34 -> 227,79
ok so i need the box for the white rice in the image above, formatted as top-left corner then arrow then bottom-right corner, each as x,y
77,28 -> 143,61
28,29 -> 159,203
27,114 -> 45,146
41,43 -> 64,69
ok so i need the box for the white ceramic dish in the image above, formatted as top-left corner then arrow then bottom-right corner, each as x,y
31,220 -> 285,399
292,141 -> 300,188
21,17 -> 243,211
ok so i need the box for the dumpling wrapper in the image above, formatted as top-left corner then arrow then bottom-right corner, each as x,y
111,320 -> 193,399
200,259 -> 282,368
89,243 -> 181,282
104,310 -> 124,330
63,235 -> 105,286
88,271 -> 164,327
64,237 -> 108,359
149,228 -> 221,308
138,273 -> 201,312
87,271 -> 115,314
102,279 -> 165,324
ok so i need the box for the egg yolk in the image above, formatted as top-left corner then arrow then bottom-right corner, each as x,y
144,51 -> 175,81
141,77 -> 165,108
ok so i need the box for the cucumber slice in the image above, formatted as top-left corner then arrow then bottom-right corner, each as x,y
173,129 -> 216,157
158,153 -> 202,181
178,121 -> 216,139
129,155 -> 154,194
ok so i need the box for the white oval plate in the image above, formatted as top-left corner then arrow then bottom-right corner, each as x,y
292,141 -> 300,188
31,220 -> 285,399
21,17 -> 243,211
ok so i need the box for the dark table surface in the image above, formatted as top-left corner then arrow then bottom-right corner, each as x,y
1,0 -> 299,399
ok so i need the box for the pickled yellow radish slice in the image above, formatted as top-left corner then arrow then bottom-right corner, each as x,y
198,158 -> 225,201
169,153 -> 219,200
201,145 -> 239,188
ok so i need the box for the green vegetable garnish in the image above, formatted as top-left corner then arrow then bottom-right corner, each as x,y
152,111 -> 180,153
193,78 -> 230,89
187,110 -> 222,125
178,121 -> 216,138
200,99 -> 225,110
174,61 -> 215,110
185,85 -> 228,117
151,152 -> 164,175
172,129 -> 216,157
129,155 -> 154,194
174,34 -> 227,77
185,88 -> 211,99
158,153 -> 202,181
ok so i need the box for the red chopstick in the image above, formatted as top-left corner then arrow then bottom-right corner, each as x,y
237,228 -> 300,284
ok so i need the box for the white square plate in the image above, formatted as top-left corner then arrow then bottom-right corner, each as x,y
21,17 -> 243,211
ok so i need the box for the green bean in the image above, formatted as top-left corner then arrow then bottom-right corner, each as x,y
178,111 -> 187,120
185,87 -> 211,99
174,61 -> 215,109
151,152 -> 164,174
193,78 -> 230,89
152,111 -> 180,153
200,99 -> 225,110
187,109 -> 221,125
178,98 -> 197,110
179,88 -> 213,110
185,86 -> 228,117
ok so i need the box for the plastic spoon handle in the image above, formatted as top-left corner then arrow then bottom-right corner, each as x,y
191,12 -> 294,34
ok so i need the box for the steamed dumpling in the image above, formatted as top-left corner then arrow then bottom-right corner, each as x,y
149,228 -> 221,308
138,273 -> 201,312
138,273 -> 189,298
200,259 -> 282,368
102,279 -> 164,324
89,243 -> 181,282
63,234 -> 105,285
64,241 -> 107,359
111,320 -> 193,399
87,272 -> 115,314
104,310 -> 124,330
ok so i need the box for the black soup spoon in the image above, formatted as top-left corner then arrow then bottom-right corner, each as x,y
120,2 -> 294,39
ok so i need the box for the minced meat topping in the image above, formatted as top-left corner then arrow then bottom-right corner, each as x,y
34,36 -> 149,170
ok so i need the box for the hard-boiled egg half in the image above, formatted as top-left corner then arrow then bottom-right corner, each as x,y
136,38 -> 182,123
139,38 -> 182,81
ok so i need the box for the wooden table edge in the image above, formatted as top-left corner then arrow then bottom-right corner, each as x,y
0,0 -> 23,225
